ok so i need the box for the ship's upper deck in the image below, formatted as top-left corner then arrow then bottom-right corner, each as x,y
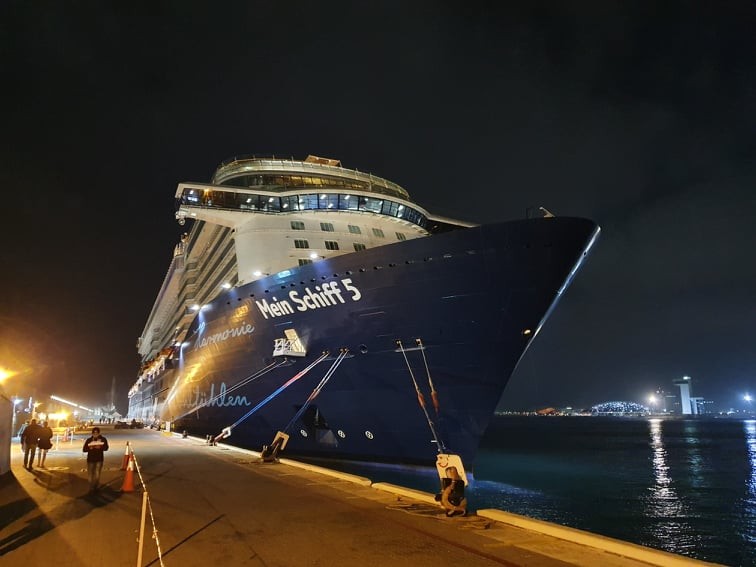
211,155 -> 410,201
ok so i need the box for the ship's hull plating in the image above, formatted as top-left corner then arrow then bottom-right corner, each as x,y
130,218 -> 598,466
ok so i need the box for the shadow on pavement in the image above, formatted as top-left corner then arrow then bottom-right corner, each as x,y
0,469 -> 123,556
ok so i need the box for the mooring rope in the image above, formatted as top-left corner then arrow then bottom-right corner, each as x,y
173,358 -> 288,421
416,338 -> 441,416
281,348 -> 349,435
396,339 -> 447,453
214,351 -> 330,442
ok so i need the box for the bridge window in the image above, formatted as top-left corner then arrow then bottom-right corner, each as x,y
320,222 -> 335,232
372,228 -> 385,238
325,240 -> 340,251
396,232 -> 406,241
294,239 -> 309,249
291,221 -> 305,230
353,243 -> 366,251
348,225 -> 362,235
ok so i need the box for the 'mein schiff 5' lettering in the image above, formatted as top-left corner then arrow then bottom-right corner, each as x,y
255,279 -> 362,319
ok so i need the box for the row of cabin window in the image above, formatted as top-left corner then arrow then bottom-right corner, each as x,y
293,240 -> 370,251
291,220 -> 406,241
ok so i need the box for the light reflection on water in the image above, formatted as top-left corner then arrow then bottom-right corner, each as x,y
744,420 -> 756,544
304,416 -> 756,566
643,419 -> 694,553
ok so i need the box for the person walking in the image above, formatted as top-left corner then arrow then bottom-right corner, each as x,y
83,426 -> 109,493
36,421 -> 54,468
22,419 -> 41,470
18,420 -> 29,454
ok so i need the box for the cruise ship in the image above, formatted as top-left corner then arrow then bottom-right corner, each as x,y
128,155 -> 599,467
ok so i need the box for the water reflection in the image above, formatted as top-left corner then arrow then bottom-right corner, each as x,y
744,420 -> 756,544
647,419 -> 681,514
645,418 -> 692,552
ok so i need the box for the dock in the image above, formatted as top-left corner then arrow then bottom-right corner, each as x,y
0,426 -> 719,566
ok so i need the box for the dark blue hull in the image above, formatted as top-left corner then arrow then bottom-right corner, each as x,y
133,218 -> 598,466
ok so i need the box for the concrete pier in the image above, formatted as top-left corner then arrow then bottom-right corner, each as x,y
0,427 -> 720,566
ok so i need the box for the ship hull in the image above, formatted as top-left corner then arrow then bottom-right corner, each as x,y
131,217 -> 598,466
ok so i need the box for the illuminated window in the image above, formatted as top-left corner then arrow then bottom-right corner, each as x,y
372,228 -> 385,238
294,239 -> 309,249
320,222 -> 335,232
353,243 -> 366,251
291,220 -> 305,230
325,240 -> 340,251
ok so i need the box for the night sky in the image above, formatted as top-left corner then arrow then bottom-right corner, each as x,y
2,2 -> 755,414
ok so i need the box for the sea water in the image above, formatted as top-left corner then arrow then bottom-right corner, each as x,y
306,415 -> 756,566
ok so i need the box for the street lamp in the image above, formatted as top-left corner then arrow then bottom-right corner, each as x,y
647,394 -> 657,414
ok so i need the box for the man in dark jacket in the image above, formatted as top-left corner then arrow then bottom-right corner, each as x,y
83,427 -> 109,493
21,419 -> 41,470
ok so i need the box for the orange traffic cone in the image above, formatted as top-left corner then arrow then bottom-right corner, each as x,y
120,442 -> 130,470
121,454 -> 136,492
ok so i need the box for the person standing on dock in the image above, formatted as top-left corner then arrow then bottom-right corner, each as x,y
83,426 -> 109,493
36,421 -> 54,468
21,419 -> 41,470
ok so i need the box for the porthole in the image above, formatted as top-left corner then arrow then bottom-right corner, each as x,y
300,429 -> 308,438
337,430 -> 346,439
359,344 -> 368,354
365,431 -> 374,440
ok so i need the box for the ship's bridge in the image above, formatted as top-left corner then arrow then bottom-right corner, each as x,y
175,183 -> 428,229
173,155 -> 474,286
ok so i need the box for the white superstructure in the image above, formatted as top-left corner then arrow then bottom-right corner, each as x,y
133,155 -> 472,397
